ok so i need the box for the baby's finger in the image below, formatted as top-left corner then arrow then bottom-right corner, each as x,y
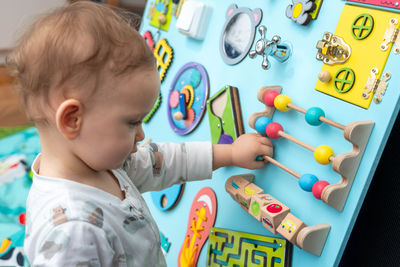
250,159 -> 267,170
257,136 -> 273,147
256,143 -> 274,158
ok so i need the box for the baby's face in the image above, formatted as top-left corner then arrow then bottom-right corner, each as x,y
76,67 -> 160,171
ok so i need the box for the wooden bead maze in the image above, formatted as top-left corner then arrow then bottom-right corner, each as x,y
248,86 -> 374,211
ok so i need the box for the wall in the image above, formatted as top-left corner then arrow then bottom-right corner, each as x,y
0,0 -> 66,64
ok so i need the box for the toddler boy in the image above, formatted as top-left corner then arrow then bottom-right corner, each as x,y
7,1 -> 273,266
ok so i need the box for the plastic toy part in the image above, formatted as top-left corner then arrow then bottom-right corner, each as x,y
249,25 -> 292,70
286,0 -> 317,25
334,67 -> 355,93
248,86 -> 375,211
207,227 -> 292,266
225,174 -> 331,256
160,232 -> 171,255
178,187 -> 217,267
154,38 -> 174,82
150,184 -> 185,211
315,5 -> 399,109
220,4 -> 263,65
351,13 -> 374,40
176,1 -> 212,40
167,62 -> 209,135
143,30 -> 155,51
345,0 -> 400,12
143,94 -> 162,123
149,0 -> 174,31
169,90 -> 180,108
207,86 -> 245,145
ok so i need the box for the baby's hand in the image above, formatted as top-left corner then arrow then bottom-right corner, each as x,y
231,133 -> 273,169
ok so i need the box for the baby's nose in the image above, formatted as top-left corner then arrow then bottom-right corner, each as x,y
136,124 -> 145,142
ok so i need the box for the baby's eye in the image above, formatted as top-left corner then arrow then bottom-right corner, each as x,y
129,120 -> 142,127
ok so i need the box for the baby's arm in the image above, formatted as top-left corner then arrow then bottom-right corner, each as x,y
125,142 -> 213,193
212,133 -> 273,170
125,134 -> 272,193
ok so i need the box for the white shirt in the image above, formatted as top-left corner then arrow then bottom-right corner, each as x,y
24,142 -> 212,266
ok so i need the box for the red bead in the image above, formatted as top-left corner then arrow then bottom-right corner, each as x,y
265,122 -> 283,139
264,90 -> 280,107
312,180 -> 330,200
19,212 -> 26,225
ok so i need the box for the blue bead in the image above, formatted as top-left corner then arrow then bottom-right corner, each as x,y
305,107 -> 325,126
299,174 -> 319,192
255,117 -> 272,134
256,156 -> 264,161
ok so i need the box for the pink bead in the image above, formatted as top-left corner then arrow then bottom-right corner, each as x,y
265,122 -> 283,139
312,180 -> 330,200
264,90 -> 280,107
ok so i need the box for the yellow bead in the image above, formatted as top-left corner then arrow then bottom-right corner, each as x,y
274,94 -> 292,112
314,145 -> 334,165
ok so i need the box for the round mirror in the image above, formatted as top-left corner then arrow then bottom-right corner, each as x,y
220,5 -> 262,65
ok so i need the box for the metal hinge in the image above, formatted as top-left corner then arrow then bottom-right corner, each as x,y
316,32 -> 351,65
381,18 -> 400,54
362,67 -> 391,104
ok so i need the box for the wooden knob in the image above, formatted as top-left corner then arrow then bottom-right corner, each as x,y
158,14 -> 166,24
318,70 -> 331,83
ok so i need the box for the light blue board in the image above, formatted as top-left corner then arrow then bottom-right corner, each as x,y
140,1 -> 400,266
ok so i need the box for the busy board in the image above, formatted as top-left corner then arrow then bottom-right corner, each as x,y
140,0 -> 400,266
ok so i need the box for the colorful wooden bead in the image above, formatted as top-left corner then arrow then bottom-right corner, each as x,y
305,107 -> 325,126
263,90 -> 280,107
314,145 -> 334,165
266,122 -> 283,139
312,180 -> 330,200
299,174 -> 319,192
255,117 -> 272,134
274,94 -> 292,112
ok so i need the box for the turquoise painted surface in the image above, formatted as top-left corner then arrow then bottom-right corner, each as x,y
140,1 -> 400,266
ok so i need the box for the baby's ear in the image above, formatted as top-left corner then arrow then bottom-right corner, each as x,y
55,99 -> 83,140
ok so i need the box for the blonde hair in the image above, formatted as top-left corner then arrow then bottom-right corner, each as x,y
6,1 -> 155,124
